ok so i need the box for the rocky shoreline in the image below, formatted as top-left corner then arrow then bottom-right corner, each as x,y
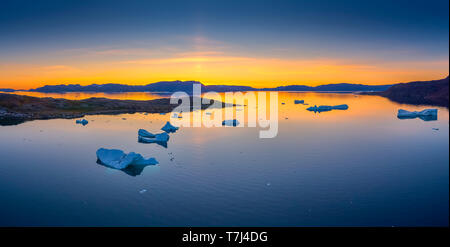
0,93 -> 229,126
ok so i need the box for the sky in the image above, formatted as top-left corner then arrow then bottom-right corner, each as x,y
0,0 -> 448,89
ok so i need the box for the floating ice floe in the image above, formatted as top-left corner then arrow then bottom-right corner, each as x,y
75,119 -> 88,126
222,119 -> 240,126
139,132 -> 170,143
161,121 -> 179,133
331,104 -> 349,110
96,148 -> 158,170
307,104 -> 349,112
159,113 -> 166,115
397,109 -> 438,121
294,100 -> 304,104
138,129 -> 156,138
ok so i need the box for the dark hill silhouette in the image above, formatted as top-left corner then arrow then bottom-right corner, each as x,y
372,76 -> 449,107
29,81 -> 392,93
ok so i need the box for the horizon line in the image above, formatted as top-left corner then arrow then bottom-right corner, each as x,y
5,75 -> 449,91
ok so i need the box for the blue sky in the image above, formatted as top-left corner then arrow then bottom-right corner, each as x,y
0,0 -> 448,88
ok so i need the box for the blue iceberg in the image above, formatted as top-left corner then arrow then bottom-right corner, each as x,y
96,148 -> 158,170
397,109 -> 438,121
161,121 -> 179,133
76,119 -> 89,126
294,100 -> 304,104
138,129 -> 156,138
307,104 -> 349,112
222,119 -> 240,126
138,132 -> 170,143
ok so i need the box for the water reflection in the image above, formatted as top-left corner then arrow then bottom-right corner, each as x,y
138,138 -> 168,148
96,159 -> 151,177
0,92 -> 448,226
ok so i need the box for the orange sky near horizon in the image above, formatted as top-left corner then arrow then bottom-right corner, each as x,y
0,57 -> 448,89
1,48 -> 448,90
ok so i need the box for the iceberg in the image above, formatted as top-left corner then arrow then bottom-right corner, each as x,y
138,129 -> 156,138
294,100 -> 304,104
76,119 -> 88,126
161,121 -> 179,133
397,109 -> 438,121
331,104 -> 349,110
96,148 -> 158,170
222,119 -> 240,126
307,104 -> 349,112
138,132 -> 170,143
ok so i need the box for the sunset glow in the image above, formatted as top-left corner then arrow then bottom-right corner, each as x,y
0,0 -> 448,89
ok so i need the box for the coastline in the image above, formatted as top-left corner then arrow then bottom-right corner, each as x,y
0,93 -> 229,126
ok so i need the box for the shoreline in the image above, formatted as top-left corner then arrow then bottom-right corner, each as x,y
0,93 -> 229,126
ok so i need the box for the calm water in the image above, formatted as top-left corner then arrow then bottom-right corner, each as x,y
0,92 -> 448,226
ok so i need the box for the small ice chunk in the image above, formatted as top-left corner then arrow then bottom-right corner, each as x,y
332,104 -> 349,110
397,109 -> 417,118
159,112 -> 166,115
139,132 -> 170,143
161,121 -> 179,133
307,104 -> 348,112
222,119 -> 240,126
307,105 -> 332,112
76,119 -> 88,126
96,148 -> 158,170
138,129 -> 156,138
139,189 -> 147,194
294,100 -> 304,104
397,109 -> 438,121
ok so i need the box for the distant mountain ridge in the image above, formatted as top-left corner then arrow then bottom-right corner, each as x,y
0,88 -> 15,92
29,80 -> 392,93
370,76 -> 449,107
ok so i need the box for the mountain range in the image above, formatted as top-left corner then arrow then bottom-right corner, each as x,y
2,76 -> 448,107
19,80 -> 392,93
